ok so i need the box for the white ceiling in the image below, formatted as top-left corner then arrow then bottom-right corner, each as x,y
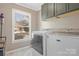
16,3 -> 43,11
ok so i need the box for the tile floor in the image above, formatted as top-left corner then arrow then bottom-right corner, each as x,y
6,46 -> 41,56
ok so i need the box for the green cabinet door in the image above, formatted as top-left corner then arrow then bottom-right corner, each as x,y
48,3 -> 55,18
55,3 -> 67,16
41,3 -> 48,20
68,3 -> 79,11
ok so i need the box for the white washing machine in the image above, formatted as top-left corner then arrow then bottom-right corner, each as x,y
47,32 -> 79,56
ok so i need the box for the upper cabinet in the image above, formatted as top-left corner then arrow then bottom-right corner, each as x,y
41,3 -> 48,20
41,3 -> 55,20
47,3 -> 55,18
55,3 -> 67,16
68,3 -> 79,11
41,3 -> 79,21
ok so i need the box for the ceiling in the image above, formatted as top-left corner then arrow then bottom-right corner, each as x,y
16,3 -> 44,11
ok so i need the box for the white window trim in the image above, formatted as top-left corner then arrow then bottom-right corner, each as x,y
12,8 -> 31,43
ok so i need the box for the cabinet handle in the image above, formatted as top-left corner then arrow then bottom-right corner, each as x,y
56,39 -> 61,42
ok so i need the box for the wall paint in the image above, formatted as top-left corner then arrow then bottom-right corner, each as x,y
0,3 -> 39,51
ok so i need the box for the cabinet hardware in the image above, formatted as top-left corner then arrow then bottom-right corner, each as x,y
56,39 -> 61,42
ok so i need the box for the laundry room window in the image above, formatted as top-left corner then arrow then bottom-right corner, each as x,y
12,9 -> 31,43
